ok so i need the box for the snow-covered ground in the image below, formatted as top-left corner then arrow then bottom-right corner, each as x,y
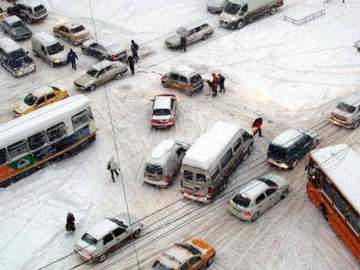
0,0 -> 359,269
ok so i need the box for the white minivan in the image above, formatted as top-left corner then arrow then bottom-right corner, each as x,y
32,32 -> 68,67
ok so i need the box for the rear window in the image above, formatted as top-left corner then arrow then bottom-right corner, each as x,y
232,194 -> 250,207
190,74 -> 202,84
146,164 -> 163,175
268,144 -> 287,161
71,25 -> 85,33
176,243 -> 201,255
259,178 -> 277,187
81,233 -> 98,246
34,5 -> 45,12
337,102 -> 355,114
153,109 -> 171,116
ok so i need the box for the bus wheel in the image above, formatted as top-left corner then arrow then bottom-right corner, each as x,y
320,205 -> 328,221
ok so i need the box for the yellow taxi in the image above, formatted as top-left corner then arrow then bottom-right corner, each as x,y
0,7 -> 6,21
152,238 -> 216,270
14,86 -> 69,116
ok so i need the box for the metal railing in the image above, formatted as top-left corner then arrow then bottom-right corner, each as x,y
284,9 -> 326,26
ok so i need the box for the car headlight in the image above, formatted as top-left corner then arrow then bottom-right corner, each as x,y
54,59 -> 60,63
231,17 -> 237,22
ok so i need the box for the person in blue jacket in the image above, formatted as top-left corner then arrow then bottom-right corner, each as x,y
67,49 -> 78,70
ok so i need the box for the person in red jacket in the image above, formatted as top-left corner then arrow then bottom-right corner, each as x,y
212,73 -> 219,91
252,117 -> 263,137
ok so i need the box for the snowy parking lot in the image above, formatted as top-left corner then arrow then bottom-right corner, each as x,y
0,0 -> 359,269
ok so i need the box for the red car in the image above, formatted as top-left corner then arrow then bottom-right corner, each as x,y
151,94 -> 177,128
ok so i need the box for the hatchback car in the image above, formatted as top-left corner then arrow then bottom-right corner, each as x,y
81,39 -> 127,62
151,94 -> 177,128
13,85 -> 69,116
144,140 -> 190,187
2,15 -> 32,41
152,238 -> 216,270
74,213 -> 143,263
74,60 -> 128,91
165,23 -> 214,49
7,0 -> 47,23
267,129 -> 320,169
161,67 -> 204,96
53,22 -> 90,45
228,174 -> 289,221
330,93 -> 360,128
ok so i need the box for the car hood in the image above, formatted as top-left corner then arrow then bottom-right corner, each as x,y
49,51 -> 67,62
14,100 -> 31,113
13,26 -> 31,36
219,11 -> 236,22
165,34 -> 181,45
74,74 -> 94,86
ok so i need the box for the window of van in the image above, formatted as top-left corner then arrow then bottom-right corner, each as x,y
347,210 -> 360,235
0,148 -> 8,166
8,140 -> 29,159
233,137 -> 242,152
211,168 -> 220,181
72,110 -> 89,130
103,233 -> 114,245
196,174 -> 206,183
184,170 -> 193,181
220,149 -> 233,169
46,43 -> 63,55
169,73 -> 179,81
47,122 -> 67,142
113,227 -> 126,237
27,131 -> 47,151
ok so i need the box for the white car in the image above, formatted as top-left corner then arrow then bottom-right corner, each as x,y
74,213 -> 143,263
151,94 -> 177,128
228,174 -> 289,221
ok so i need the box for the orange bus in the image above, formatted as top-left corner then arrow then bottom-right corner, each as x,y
306,144 -> 360,261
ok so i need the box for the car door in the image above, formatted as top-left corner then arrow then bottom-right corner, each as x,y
255,193 -> 267,214
187,28 -> 196,44
35,96 -> 46,109
45,92 -> 56,105
105,65 -> 116,80
178,75 -> 189,91
188,255 -> 204,269
265,188 -> 278,208
61,26 -> 70,40
96,68 -> 107,85
96,44 -> 107,58
112,227 -> 127,247
169,73 -> 180,89
102,233 -> 115,252
91,43 -> 103,58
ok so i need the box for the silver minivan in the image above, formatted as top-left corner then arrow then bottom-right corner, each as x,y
32,32 -> 68,67
228,174 -> 289,221
144,140 -> 190,187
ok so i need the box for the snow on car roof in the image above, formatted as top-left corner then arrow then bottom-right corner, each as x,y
182,122 -> 243,171
4,15 -> 21,25
87,218 -> 119,240
0,37 -> 21,53
18,0 -> 44,8
161,245 -> 193,266
33,32 -> 58,47
91,60 -> 113,71
311,144 -> 360,213
0,95 -> 89,149
271,129 -> 304,148
147,140 -> 176,166
32,85 -> 55,97
153,95 -> 172,110
340,93 -> 360,107
239,179 -> 268,200
172,66 -> 199,79
63,21 -> 83,29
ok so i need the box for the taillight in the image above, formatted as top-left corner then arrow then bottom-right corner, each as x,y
244,211 -> 252,217
112,54 -> 116,60
164,176 -> 171,183
208,187 -> 214,194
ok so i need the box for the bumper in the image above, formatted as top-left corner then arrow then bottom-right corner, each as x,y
74,83 -> 88,90
330,117 -> 353,128
15,34 -> 32,41
151,120 -> 174,128
144,178 -> 170,187
52,60 -> 69,67
13,64 -> 36,77
181,190 -> 212,203
267,159 -> 289,169
74,249 -> 93,263
31,14 -> 48,22
228,205 -> 251,221
165,41 -> 179,48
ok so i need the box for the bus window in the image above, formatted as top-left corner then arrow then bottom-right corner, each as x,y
333,189 -> 348,215
196,173 -> 206,183
27,131 -> 47,151
72,110 -> 89,130
0,148 -> 8,166
47,123 -> 67,142
7,140 -> 29,159
347,210 -> 360,235
184,170 -> 193,181
220,149 -> 233,169
233,137 -> 242,152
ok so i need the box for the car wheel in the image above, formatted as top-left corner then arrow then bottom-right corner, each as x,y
89,84 -> 96,91
281,188 -> 289,199
320,204 -> 328,221
237,20 -> 246,29
352,120 -> 360,129
115,73 -> 122,79
289,160 -> 297,170
269,7 -> 276,15
206,256 -> 214,267
251,212 -> 260,222
201,34 -> 209,40
98,253 -> 107,263
133,229 -> 141,239
161,81 -> 168,88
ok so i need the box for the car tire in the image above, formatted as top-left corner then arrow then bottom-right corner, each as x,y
115,73 -> 122,79
133,229 -> 141,239
251,212 -> 260,222
201,34 -> 209,41
269,7 -> 276,15
237,20 -> 246,29
281,188 -> 289,199
352,120 -> 360,129
206,256 -> 214,267
89,84 -> 96,91
161,81 -> 168,88
98,253 -> 107,263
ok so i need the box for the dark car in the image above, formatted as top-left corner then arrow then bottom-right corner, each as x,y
267,129 -> 320,169
7,0 -> 48,23
1,16 -> 32,41
81,39 -> 127,62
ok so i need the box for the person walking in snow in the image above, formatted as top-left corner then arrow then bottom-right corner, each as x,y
131,40 -> 139,62
127,55 -> 135,75
107,156 -> 119,182
211,73 -> 219,92
180,36 -> 187,52
252,117 -> 263,137
218,73 -> 225,93
67,49 -> 78,70
66,212 -> 76,232
207,80 -> 217,97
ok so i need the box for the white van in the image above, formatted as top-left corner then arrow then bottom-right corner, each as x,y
144,140 -> 190,187
32,32 -> 68,67
180,122 -> 254,203
219,0 -> 284,29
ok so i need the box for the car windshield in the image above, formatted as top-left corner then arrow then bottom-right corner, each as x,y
152,261 -> 173,270
24,93 -> 37,106
9,49 -> 26,60
86,68 -> 98,77
145,164 -> 163,175
268,144 -> 287,161
337,102 -> 355,113
190,75 -> 202,84
176,243 -> 201,255
46,43 -> 63,55
224,1 -> 241,14
11,21 -> 25,28
232,194 -> 250,207
71,25 -> 85,33
153,108 -> 171,116
81,233 -> 98,246
176,27 -> 188,36
34,5 -> 45,12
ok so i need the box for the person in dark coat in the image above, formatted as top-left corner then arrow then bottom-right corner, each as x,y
218,73 -> 225,93
127,55 -> 135,75
131,40 -> 139,62
211,73 -> 219,92
180,36 -> 186,52
66,212 -> 76,232
252,117 -> 263,137
67,49 -> 78,70
207,80 -> 217,97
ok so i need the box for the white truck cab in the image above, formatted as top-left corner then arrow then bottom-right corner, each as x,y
219,0 -> 283,29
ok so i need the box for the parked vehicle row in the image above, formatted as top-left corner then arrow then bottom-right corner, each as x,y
7,0 -> 48,23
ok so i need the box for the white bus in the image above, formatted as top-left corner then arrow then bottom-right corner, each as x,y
0,95 -> 96,187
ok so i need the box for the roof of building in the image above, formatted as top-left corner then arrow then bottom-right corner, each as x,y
311,144 -> 360,214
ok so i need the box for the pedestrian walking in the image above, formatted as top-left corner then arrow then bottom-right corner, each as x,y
107,156 -> 119,182
67,49 -> 78,70
65,212 -> 76,232
180,36 -> 187,52
131,40 -> 139,62
212,73 -> 219,92
218,73 -> 225,93
127,55 -> 135,75
207,80 -> 217,97
252,117 -> 263,137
